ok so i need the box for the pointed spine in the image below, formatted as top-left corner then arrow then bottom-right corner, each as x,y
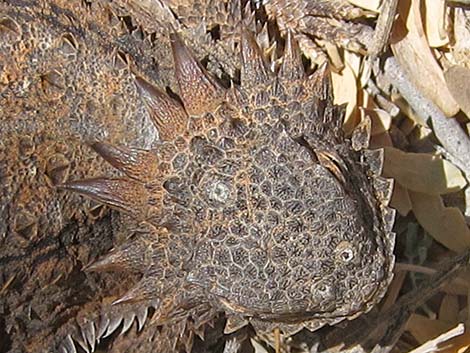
306,62 -> 333,102
136,306 -> 148,331
170,33 -> 224,116
120,312 -> 135,335
91,141 -> 158,182
351,116 -> 371,151
224,315 -> 249,334
362,148 -> 384,176
58,178 -> 149,215
112,276 -> 159,305
80,321 -> 95,352
102,315 -> 122,338
135,76 -> 189,140
63,335 -> 77,353
85,237 -> 151,273
279,30 -> 304,80
382,205 -> 396,233
71,332 -> 89,353
240,29 -> 271,88
373,177 -> 394,206
96,315 -> 110,339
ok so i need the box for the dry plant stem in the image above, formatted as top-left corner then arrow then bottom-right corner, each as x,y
275,328 -> 281,353
323,249 -> 470,353
383,57 -> 470,171
381,270 -> 407,311
373,250 -> 470,351
383,56 -> 470,217
365,78 -> 400,117
368,0 -> 399,57
396,262 -> 470,288
407,324 -> 464,353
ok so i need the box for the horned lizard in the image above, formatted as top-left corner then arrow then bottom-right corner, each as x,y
0,1 -> 396,352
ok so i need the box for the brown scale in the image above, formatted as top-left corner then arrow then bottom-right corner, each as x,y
264,0 -> 376,60
0,1 -> 237,352
59,28 -> 395,351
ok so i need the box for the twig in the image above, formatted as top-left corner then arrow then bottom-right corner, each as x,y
365,78 -> 400,117
383,56 -> 470,218
407,324 -> 465,353
383,57 -> 470,173
368,0 -> 399,57
394,263 -> 436,276
448,0 -> 470,5
274,327 -> 281,353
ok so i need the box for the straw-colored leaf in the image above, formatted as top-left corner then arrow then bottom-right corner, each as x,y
383,147 -> 467,194
390,182 -> 412,217
390,0 -> 459,116
251,338 -> 269,353
369,131 -> 393,149
442,271 -> 470,295
367,108 -> 392,135
392,95 -> 428,127
409,324 -> 466,353
409,191 -> 470,252
442,282 -> 469,296
439,294 -> 460,324
423,0 -> 449,48
332,50 -> 360,130
347,0 -> 381,12
444,65 -> 470,120
437,329 -> 470,353
452,7 -> 470,67
381,270 -> 407,311
406,314 -> 454,344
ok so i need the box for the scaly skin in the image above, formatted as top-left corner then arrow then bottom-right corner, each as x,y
0,0 -> 231,351
0,1 -> 393,352
58,22 -> 395,353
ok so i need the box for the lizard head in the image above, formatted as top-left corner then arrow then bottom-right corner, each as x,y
58,29 -> 395,350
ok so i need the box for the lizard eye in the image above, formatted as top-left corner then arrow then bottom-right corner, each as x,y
335,241 -> 355,263
340,248 -> 354,262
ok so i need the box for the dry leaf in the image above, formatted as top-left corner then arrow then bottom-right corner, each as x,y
423,0 -> 449,48
332,50 -> 360,129
381,270 -> 407,311
437,328 -> 470,353
383,147 -> 467,194
347,0 -> 381,12
442,281 -> 470,296
391,0 -> 459,116
391,95 -> 428,127
442,271 -> 470,296
369,131 -> 393,149
323,41 -> 344,71
439,294 -> 460,324
409,191 -> 470,252
406,314 -> 454,344
390,182 -> 412,216
361,108 -> 392,135
251,338 -> 269,353
451,7 -> 470,68
445,65 -> 470,120
399,117 -> 417,137
409,324 -> 466,353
